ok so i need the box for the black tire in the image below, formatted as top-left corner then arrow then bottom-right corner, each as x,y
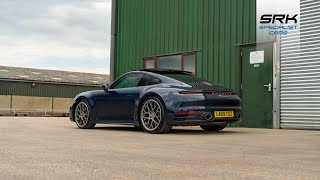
74,99 -> 96,129
139,97 -> 172,134
200,124 -> 227,132
134,126 -> 143,130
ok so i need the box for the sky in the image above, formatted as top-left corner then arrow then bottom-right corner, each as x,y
0,0 -> 111,74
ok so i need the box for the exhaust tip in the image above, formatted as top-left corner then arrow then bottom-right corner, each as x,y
236,112 -> 242,120
204,113 -> 213,121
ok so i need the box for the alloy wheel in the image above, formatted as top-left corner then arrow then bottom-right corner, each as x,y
75,102 -> 90,128
141,99 -> 162,131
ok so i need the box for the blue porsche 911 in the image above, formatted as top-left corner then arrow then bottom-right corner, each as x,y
70,69 -> 241,134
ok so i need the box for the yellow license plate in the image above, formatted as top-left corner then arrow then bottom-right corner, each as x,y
214,111 -> 234,118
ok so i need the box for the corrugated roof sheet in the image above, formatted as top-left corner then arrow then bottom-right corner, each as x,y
0,65 -> 109,85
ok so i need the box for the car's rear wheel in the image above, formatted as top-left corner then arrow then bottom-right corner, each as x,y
200,124 -> 227,131
140,97 -> 172,134
74,100 -> 96,129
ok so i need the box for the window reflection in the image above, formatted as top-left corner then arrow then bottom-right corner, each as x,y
184,55 -> 196,74
144,53 -> 197,74
145,60 -> 155,69
158,55 -> 181,70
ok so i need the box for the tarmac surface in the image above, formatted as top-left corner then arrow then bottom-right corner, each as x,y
0,117 -> 319,180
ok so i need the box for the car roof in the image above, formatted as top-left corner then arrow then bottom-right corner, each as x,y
122,69 -> 193,85
139,69 -> 193,75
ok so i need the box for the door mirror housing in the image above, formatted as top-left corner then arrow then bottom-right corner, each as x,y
102,83 -> 109,92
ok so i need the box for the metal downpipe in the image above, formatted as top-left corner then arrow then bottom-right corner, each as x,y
109,0 -> 117,82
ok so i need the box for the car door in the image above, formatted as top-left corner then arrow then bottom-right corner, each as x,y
94,73 -> 143,124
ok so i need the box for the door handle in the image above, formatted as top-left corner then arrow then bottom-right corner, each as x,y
264,83 -> 272,92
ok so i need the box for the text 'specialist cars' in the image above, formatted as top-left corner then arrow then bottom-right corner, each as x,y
70,69 -> 241,134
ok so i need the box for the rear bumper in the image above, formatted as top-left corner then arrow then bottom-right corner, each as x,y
169,107 -> 242,126
171,119 -> 241,126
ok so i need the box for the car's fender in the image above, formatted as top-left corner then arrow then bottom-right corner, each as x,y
134,86 -> 185,126
72,90 -> 106,123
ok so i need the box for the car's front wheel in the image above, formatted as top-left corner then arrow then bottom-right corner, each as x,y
74,99 -> 96,129
140,97 -> 172,134
200,124 -> 227,131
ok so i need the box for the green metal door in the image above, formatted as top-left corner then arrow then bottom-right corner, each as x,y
241,43 -> 273,128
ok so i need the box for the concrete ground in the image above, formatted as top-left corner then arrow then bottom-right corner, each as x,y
0,117 -> 319,180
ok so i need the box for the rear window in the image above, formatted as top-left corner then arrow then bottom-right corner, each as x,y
164,74 -> 207,83
163,74 -> 232,91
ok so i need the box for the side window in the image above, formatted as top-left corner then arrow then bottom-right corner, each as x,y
111,74 -> 143,89
143,75 -> 161,86
135,75 -> 161,86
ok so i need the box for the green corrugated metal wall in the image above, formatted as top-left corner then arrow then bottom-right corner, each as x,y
115,0 -> 256,90
0,80 -> 101,98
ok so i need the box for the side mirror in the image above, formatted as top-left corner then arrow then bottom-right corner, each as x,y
102,83 -> 109,92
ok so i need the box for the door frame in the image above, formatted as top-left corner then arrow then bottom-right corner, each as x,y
235,41 -> 280,129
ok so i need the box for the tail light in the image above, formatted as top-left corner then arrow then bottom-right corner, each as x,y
179,90 -> 236,95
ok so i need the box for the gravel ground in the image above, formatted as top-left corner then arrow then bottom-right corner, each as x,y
0,117 -> 319,180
